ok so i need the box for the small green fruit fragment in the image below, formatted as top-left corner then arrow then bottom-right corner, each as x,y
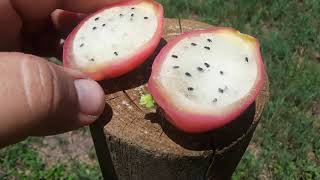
140,94 -> 155,108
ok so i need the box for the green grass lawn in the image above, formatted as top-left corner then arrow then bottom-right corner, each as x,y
1,0 -> 320,179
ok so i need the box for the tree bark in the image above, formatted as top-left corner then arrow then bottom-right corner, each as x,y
91,18 -> 270,180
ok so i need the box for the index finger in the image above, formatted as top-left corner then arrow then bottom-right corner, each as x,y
62,0 -> 128,13
0,0 -> 127,51
11,0 -> 128,21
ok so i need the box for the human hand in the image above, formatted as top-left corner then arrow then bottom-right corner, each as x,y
0,0 -> 125,148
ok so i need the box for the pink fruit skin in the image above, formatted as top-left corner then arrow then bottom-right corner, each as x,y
63,0 -> 164,81
148,28 -> 265,133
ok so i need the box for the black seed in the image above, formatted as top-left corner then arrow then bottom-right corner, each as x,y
218,88 -> 224,93
171,55 -> 178,58
131,7 -> 135,10
191,43 -> 197,46
131,13 -> 134,17
207,38 -> 212,42
144,17 -> 149,19
212,98 -> 218,103
114,52 -> 119,56
92,26 -> 97,30
185,72 -> 192,77
90,58 -> 95,62
173,66 -> 179,69
204,63 -> 210,68
95,17 -> 100,21
245,57 -> 249,62
187,87 -> 194,91
102,24 -> 106,27
204,46 -> 210,50
119,14 -> 124,17
80,43 -> 84,47
220,71 -> 224,75
197,67 -> 204,72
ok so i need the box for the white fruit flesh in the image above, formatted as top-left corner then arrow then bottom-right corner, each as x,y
158,31 -> 258,111
72,2 -> 158,68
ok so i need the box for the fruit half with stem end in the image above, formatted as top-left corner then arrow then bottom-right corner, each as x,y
63,0 -> 164,81
148,28 -> 265,133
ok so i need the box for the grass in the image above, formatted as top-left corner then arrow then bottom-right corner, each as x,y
0,136 -> 101,180
1,0 -> 320,179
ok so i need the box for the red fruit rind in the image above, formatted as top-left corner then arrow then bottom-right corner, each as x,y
63,0 -> 164,81
148,28 -> 265,133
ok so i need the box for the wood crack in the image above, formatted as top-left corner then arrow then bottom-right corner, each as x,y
122,90 -> 144,113
178,18 -> 183,33
120,90 -> 144,132
205,152 -> 216,180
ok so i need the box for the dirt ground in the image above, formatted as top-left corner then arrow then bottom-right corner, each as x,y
32,128 -> 97,168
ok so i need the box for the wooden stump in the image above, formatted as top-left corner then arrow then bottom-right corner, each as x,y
90,18 -> 270,180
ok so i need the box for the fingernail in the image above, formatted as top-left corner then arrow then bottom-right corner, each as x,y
74,79 -> 105,119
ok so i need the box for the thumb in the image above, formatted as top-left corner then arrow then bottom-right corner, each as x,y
0,52 -> 105,147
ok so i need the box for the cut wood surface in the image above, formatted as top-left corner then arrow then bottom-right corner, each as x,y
92,18 -> 270,180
